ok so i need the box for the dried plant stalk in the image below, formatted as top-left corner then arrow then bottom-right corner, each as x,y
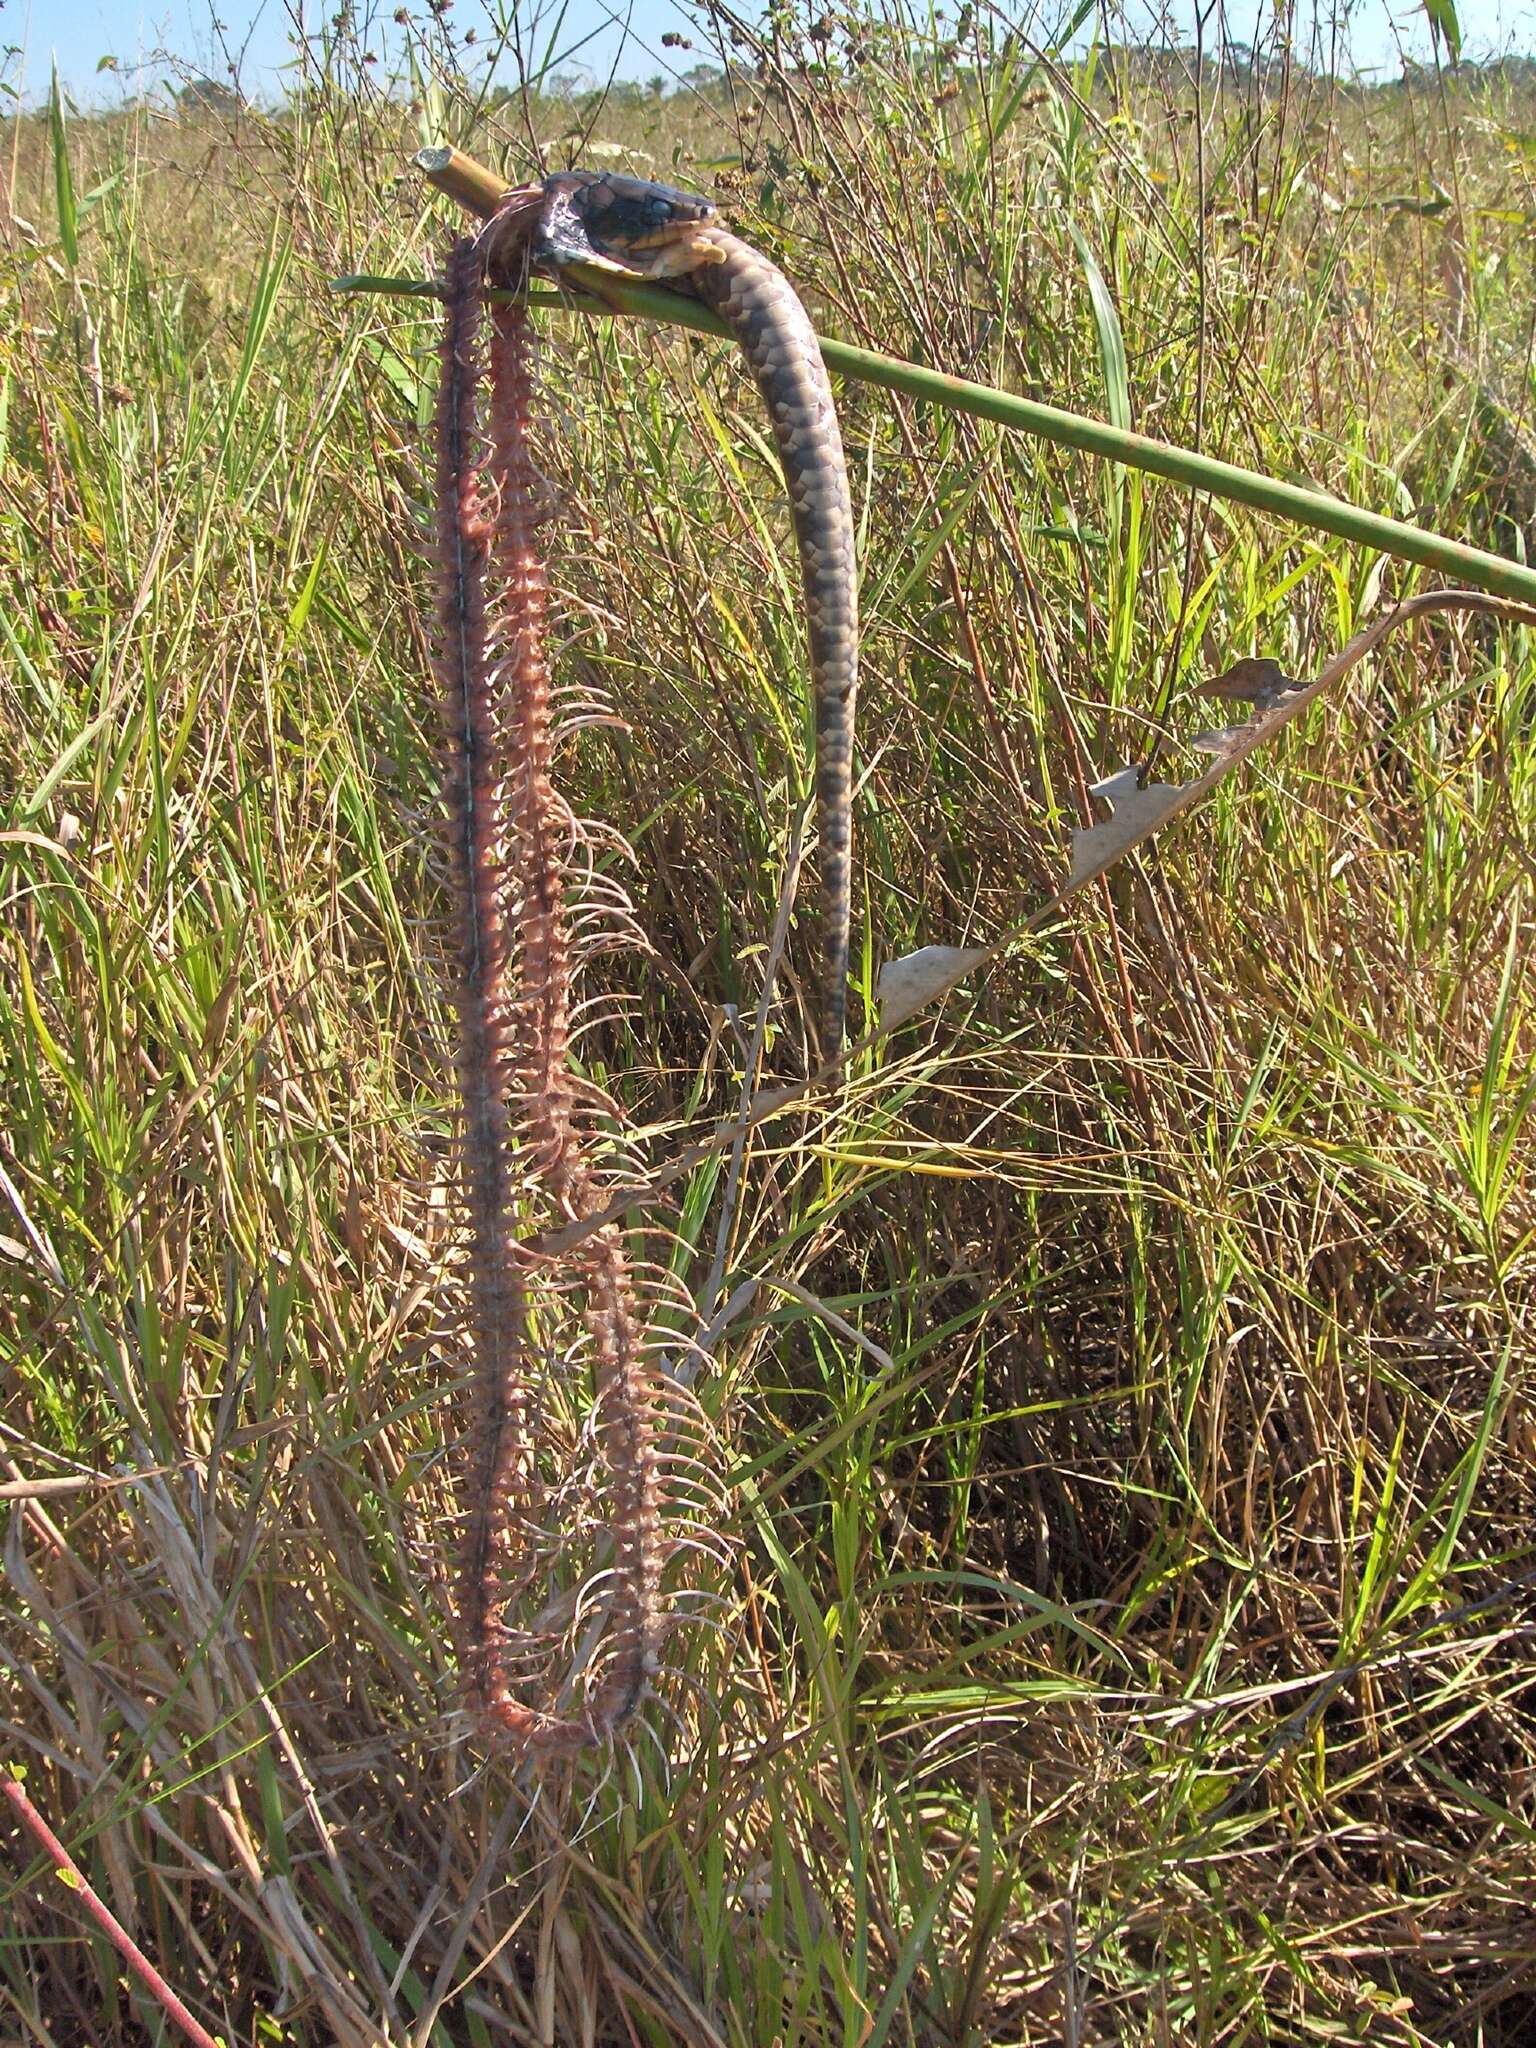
432,232 -> 668,1756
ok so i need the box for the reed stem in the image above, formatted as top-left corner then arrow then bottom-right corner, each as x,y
340,144 -> 1536,610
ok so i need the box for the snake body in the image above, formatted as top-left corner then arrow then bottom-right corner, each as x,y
530,171 -> 859,1052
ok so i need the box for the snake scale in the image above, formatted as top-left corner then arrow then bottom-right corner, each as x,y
519,170 -> 859,1052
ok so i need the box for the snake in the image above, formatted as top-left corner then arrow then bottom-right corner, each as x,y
523,169 -> 859,1053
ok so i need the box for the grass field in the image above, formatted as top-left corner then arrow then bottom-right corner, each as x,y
4,5 -> 1536,2041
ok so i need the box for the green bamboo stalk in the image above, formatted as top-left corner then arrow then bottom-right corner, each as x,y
824,338 -> 1536,606
333,146 -> 1536,609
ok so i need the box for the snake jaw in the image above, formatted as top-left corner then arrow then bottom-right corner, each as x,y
534,169 -> 720,280
558,233 -> 727,282
642,233 -> 730,278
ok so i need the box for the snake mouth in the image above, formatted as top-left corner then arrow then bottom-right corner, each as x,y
537,169 -> 717,271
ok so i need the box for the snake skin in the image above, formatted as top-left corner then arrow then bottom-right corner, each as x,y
690,228 -> 859,1054
531,173 -> 858,1051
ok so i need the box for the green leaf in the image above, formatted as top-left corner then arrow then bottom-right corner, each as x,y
360,337 -> 428,425
1421,0 -> 1462,62
76,173 -> 124,228
1067,218 -> 1130,433
284,543 -> 328,645
48,63 -> 78,267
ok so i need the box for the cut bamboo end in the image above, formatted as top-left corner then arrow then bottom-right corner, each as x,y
415,144 -> 510,220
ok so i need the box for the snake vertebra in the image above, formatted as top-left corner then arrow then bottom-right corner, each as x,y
526,170 -> 860,1054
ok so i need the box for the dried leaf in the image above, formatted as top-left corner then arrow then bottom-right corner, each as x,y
1063,593 -> 1536,900
1069,767 -> 1193,884
873,599 -> 1536,1042
877,944 -> 989,1028
543,594 -> 1536,1270
1189,726 -> 1247,758
1196,655 -> 1302,706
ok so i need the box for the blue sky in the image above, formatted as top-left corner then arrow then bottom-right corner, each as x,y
7,0 -> 1535,102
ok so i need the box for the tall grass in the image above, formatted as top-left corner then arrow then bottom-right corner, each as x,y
3,7 -> 1535,2042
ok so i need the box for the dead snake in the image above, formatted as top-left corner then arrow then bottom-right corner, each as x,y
524,169 -> 859,1053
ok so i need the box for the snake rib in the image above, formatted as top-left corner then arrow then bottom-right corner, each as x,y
437,225 -> 666,1754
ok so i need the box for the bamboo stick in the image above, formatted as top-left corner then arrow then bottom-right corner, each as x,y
365,143 -> 1536,609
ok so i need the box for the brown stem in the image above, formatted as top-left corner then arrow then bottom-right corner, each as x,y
415,145 -> 512,219
4,1775 -> 222,2048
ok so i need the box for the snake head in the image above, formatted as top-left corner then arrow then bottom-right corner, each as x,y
536,170 -> 721,279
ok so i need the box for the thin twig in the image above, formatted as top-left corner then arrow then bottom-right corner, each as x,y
4,1774 -> 223,2048
698,802 -> 809,1350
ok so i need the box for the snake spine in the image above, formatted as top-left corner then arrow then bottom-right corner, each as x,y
435,235 -> 664,1755
431,174 -> 853,1753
